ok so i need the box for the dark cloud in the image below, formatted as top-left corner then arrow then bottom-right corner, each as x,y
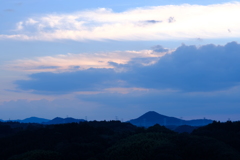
15,42 -> 240,94
71,66 -> 81,69
151,45 -> 168,52
168,17 -> 176,23
15,68 -> 120,94
123,42 -> 240,92
144,20 -> 162,24
4,9 -> 14,12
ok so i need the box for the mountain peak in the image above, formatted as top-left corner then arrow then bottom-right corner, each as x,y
21,117 -> 50,123
145,111 -> 159,114
139,111 -> 167,120
128,111 -> 213,127
143,111 -> 162,116
43,117 -> 85,125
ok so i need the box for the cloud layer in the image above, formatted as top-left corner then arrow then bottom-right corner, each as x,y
15,42 -> 240,93
6,49 -> 167,72
1,2 -> 240,41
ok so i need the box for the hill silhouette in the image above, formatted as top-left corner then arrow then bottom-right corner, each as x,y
1,117 -> 49,123
1,111 -> 212,127
43,117 -> 85,125
20,117 -> 50,123
128,111 -> 212,127
1,117 -> 85,124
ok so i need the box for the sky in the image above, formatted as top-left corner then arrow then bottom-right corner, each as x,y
1,0 -> 240,121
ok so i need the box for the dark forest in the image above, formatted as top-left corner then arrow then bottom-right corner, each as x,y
0,120 -> 240,160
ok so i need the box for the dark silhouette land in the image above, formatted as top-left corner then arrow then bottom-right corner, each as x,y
0,111 -> 239,159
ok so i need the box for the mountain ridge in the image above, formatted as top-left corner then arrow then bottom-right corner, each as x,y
42,117 -> 85,124
128,111 -> 213,127
0,111 -> 213,126
21,117 -> 50,123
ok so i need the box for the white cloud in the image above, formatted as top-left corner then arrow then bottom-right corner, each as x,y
26,18 -> 38,25
16,22 -> 23,30
5,49 -> 169,72
1,2 -> 240,41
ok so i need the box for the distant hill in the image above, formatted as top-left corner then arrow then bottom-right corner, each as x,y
1,117 -> 85,124
128,111 -> 213,127
0,117 -> 50,123
1,111 -> 212,127
20,117 -> 50,123
43,117 -> 85,125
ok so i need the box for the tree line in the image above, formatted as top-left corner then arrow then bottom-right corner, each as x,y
0,120 -> 240,160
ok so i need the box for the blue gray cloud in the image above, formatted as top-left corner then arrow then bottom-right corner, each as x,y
4,9 -> 14,12
122,42 -> 240,92
151,45 -> 169,52
144,20 -> 162,24
15,68 -> 119,94
15,42 -> 240,94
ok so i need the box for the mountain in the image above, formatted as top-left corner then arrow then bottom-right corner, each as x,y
1,117 -> 50,123
186,119 -> 213,126
0,117 -> 85,124
43,117 -> 85,125
128,111 -> 213,127
20,117 -> 50,123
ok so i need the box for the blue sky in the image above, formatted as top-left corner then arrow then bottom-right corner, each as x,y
1,0 -> 240,121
